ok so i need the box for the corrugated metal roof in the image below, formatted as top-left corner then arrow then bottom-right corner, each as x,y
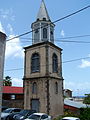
64,98 -> 90,108
3,86 -> 23,94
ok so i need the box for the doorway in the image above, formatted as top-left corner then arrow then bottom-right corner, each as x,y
31,99 -> 40,112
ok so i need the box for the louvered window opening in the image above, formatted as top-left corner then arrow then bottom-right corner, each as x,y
31,53 -> 40,73
53,54 -> 58,73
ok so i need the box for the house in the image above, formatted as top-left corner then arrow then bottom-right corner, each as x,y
64,98 -> 90,114
64,89 -> 72,98
2,86 -> 24,108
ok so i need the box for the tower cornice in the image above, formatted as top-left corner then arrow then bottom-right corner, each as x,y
24,41 -> 62,51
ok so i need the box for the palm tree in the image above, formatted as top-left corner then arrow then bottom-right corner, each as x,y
3,76 -> 12,86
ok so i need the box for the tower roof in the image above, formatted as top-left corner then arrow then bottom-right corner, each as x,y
37,0 -> 50,21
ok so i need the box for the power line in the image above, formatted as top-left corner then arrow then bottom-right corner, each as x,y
6,5 -> 90,42
63,56 -> 90,63
56,34 -> 90,40
53,5 -> 90,24
20,38 -> 90,44
5,68 -> 23,71
20,34 -> 90,41
5,56 -> 90,72
7,41 -> 90,44
58,40 -> 90,44
7,36 -> 90,44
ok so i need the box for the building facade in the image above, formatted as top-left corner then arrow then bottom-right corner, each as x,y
24,0 -> 64,117
2,86 -> 24,108
0,32 -> 6,115
64,89 -> 72,98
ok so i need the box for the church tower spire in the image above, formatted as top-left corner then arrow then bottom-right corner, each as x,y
37,0 -> 50,21
31,0 -> 55,44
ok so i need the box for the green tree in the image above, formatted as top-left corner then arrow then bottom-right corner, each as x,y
83,94 -> 90,105
79,108 -> 90,120
3,76 -> 12,86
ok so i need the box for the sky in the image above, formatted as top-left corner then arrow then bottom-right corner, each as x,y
0,0 -> 90,96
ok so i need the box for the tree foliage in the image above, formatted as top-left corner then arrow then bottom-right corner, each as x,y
3,76 -> 12,86
83,94 -> 90,105
53,108 -> 90,120
79,108 -> 90,120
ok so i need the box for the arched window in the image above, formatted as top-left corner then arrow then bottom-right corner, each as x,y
55,82 -> 58,94
43,28 -> 47,39
32,82 -> 37,94
52,53 -> 58,72
31,53 -> 40,73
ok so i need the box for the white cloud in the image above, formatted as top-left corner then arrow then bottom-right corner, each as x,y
5,35 -> 24,59
7,24 -> 13,34
0,21 -> 5,33
0,8 -> 15,21
64,81 -> 90,96
5,24 -> 24,59
60,30 -> 65,37
12,78 -> 23,87
79,59 -> 90,68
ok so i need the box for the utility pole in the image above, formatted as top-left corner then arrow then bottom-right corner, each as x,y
0,32 -> 6,120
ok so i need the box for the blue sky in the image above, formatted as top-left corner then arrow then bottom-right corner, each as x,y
0,0 -> 90,96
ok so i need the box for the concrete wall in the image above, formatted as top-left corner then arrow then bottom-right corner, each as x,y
2,100 -> 24,109
24,42 -> 62,79
25,44 -> 46,78
24,77 -> 64,117
24,78 -> 48,113
0,32 -> 6,116
49,78 -> 64,117
24,42 -> 64,117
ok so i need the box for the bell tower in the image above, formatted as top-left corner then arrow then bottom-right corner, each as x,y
24,0 -> 64,117
31,0 -> 55,44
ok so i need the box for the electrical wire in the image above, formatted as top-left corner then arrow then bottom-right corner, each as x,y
4,5 -> 90,73
63,56 -> 90,63
5,56 -> 90,71
6,5 -> 90,42
20,34 -> 90,40
7,36 -> 90,44
20,38 -> 90,44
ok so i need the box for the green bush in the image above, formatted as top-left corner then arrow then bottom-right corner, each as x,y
53,108 -> 90,120
79,108 -> 90,120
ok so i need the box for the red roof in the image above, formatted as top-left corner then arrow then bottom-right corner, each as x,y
3,86 -> 23,94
